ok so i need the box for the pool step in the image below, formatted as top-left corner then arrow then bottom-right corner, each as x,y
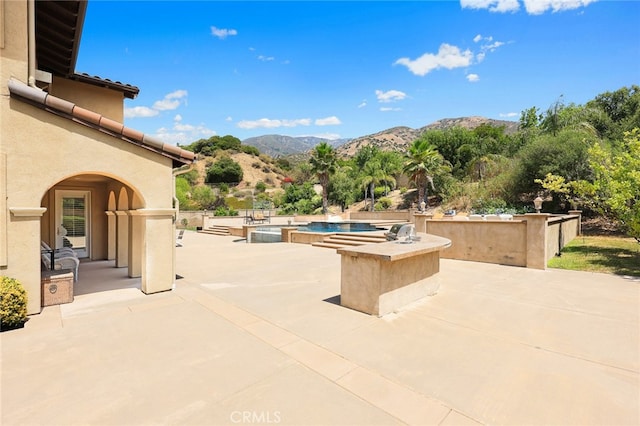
199,225 -> 231,236
312,233 -> 387,250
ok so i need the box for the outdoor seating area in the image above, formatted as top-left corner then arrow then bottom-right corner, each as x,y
244,210 -> 271,224
40,241 -> 79,282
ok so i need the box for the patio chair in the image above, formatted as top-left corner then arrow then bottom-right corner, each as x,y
41,241 -> 77,258
176,229 -> 185,247
41,251 -> 79,282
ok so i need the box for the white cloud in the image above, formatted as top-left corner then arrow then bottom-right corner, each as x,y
483,41 -> 505,52
152,90 -> 188,111
315,116 -> 342,126
467,73 -> 480,82
523,0 -> 597,14
500,112 -> 520,118
236,118 -> 312,129
473,35 -> 507,62
380,107 -> 402,112
174,123 -> 195,132
258,55 -> 275,62
226,116 -> 233,122
395,44 -> 473,76
358,101 -> 367,108
211,26 -> 238,39
461,0 -> 520,13
166,90 -> 188,99
153,99 -> 181,111
375,89 -> 407,103
462,0 -> 596,14
124,106 -> 159,118
154,116 -> 216,145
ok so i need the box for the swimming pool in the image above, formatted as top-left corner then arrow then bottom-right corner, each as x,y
297,221 -> 383,233
249,221 -> 383,243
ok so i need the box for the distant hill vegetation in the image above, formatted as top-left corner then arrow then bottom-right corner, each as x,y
242,134 -> 349,158
336,117 -> 519,157
241,116 -> 519,157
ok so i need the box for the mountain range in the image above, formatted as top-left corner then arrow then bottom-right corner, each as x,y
242,116 -> 519,158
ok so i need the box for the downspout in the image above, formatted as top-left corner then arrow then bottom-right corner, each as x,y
172,162 -> 196,222
171,162 -> 195,289
27,0 -> 36,87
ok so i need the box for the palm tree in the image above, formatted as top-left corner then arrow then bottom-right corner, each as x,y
309,142 -> 337,214
403,139 -> 446,210
360,160 -> 396,212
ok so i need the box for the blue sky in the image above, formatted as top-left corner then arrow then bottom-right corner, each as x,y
76,1 -> 640,145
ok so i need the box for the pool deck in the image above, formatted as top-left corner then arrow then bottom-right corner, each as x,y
1,230 -> 639,425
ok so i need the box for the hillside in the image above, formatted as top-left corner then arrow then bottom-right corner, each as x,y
190,116 -> 520,191
243,134 -> 350,157
337,116 -> 519,157
193,152 -> 288,190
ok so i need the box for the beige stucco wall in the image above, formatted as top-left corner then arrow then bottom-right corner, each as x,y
0,2 -> 28,89
5,101 -> 174,207
350,210 -> 413,222
49,77 -> 125,122
426,220 -> 528,267
421,214 -> 581,270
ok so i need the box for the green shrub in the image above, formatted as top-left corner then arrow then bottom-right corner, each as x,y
214,206 -> 238,216
375,197 -> 392,210
1,277 -> 28,331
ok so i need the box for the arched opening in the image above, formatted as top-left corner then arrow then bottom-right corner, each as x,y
40,172 -> 147,296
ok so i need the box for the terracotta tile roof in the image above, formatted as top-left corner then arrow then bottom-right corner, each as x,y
70,73 -> 140,99
8,78 -> 195,166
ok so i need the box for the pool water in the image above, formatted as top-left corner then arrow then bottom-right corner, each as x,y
297,221 -> 382,233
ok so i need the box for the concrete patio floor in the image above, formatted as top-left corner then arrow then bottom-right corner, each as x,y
1,230 -> 639,425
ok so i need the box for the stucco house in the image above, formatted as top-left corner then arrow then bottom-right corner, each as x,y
1,0 -> 195,314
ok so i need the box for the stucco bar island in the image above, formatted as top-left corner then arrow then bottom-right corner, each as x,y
337,233 -> 452,316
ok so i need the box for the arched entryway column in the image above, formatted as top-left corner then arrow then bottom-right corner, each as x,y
105,191 -> 117,260
115,187 -> 129,268
127,192 -> 145,278
9,207 -> 47,314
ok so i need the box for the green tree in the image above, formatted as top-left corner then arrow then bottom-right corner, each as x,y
377,151 -> 403,194
541,96 -> 564,136
586,85 -> 640,140
513,129 -> 595,202
206,156 -> 244,184
580,129 -> 640,241
361,160 -> 396,212
328,167 -> 357,212
403,139 -> 447,209
309,142 -> 337,213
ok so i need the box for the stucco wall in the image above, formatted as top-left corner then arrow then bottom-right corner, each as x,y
426,220 -> 528,267
49,77 -> 125,122
421,214 -> 581,269
351,210 -> 413,221
4,101 -> 174,207
0,1 -> 28,89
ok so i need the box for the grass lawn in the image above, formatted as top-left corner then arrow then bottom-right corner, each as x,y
548,235 -> 640,277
